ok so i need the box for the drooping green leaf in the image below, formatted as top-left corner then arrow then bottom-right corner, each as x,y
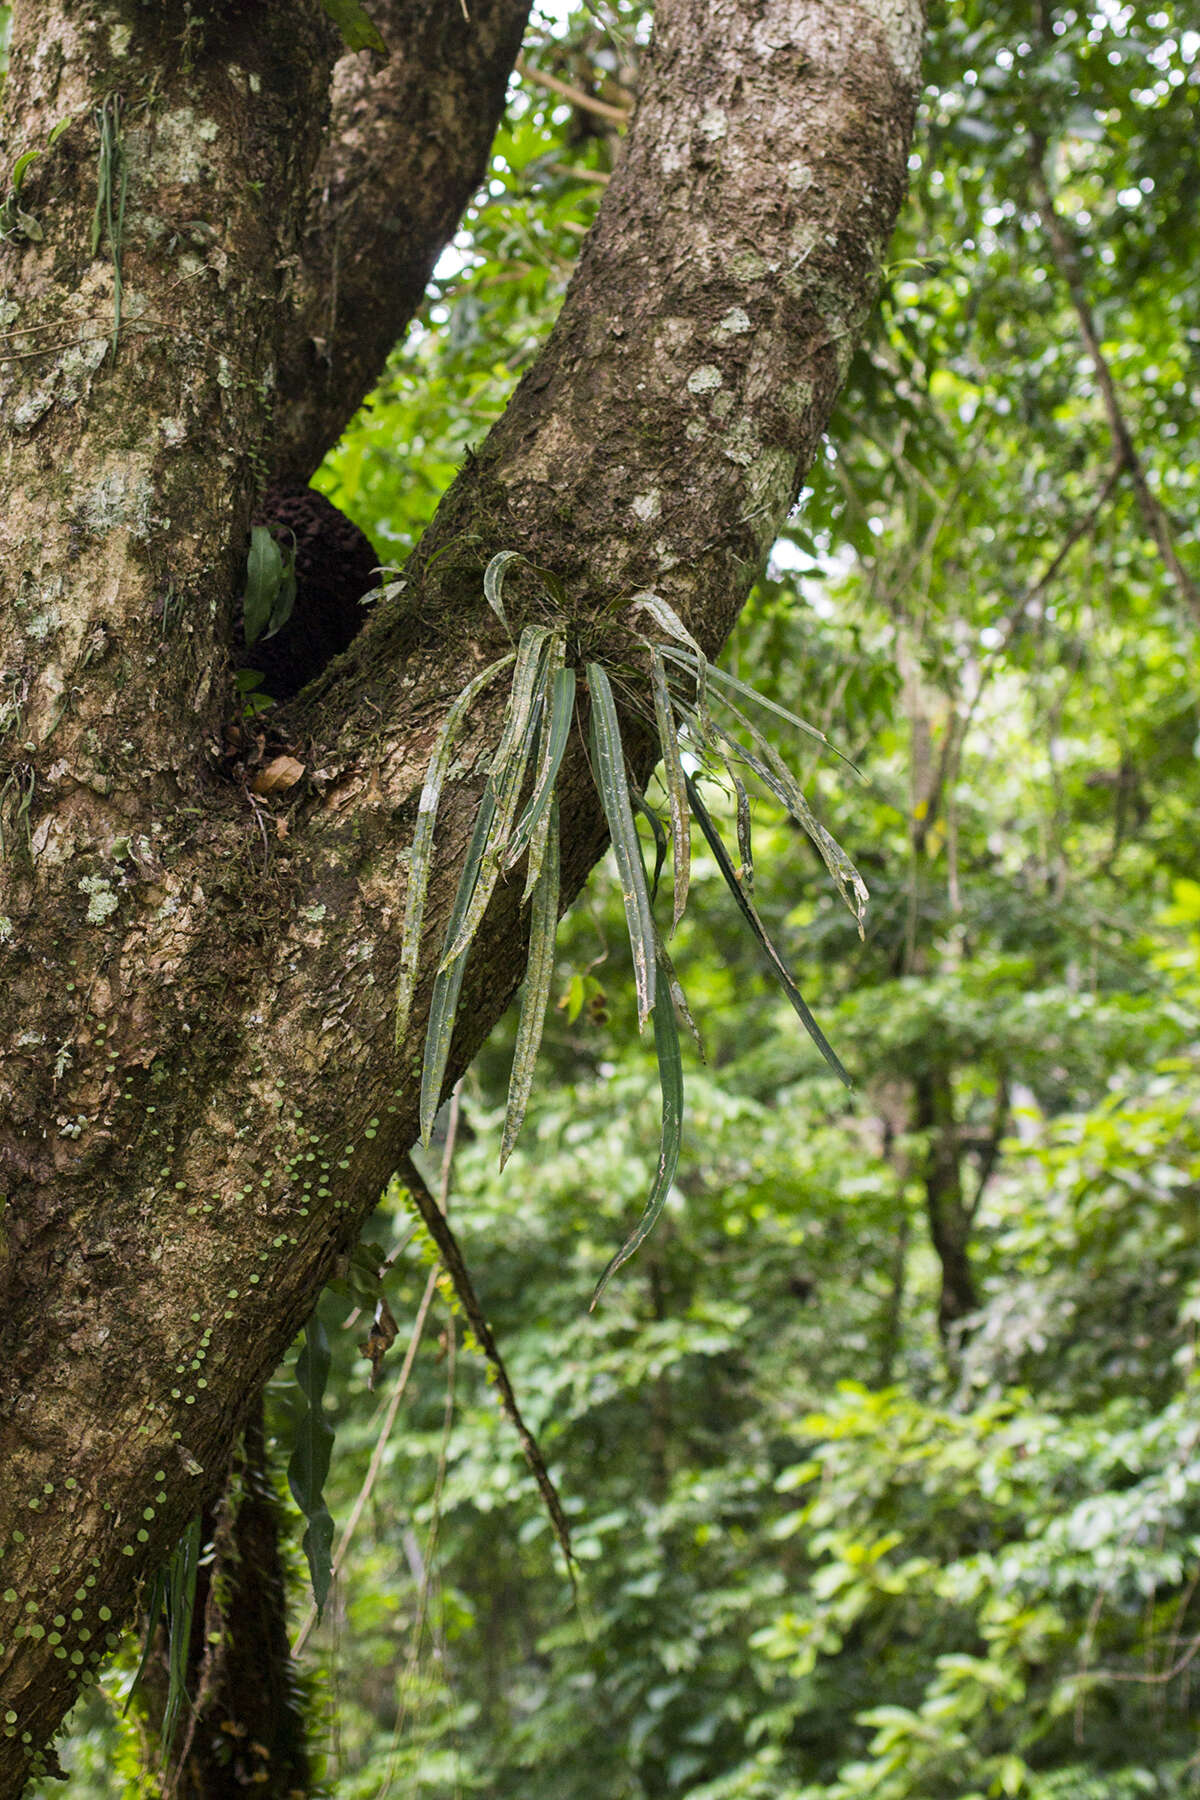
591,944 -> 683,1307
650,648 -> 691,934
661,645 -> 861,773
320,0 -> 388,54
507,660 -> 576,895
395,650 -> 516,1048
265,545 -> 297,640
654,921 -> 705,1061
708,700 -> 869,936
420,786 -> 498,1145
502,795 -> 560,1168
483,548 -> 523,639
439,625 -> 553,970
633,590 -> 712,736
243,525 -> 283,648
631,789 -> 668,904
127,1516 -> 202,1749
587,661 -> 656,1029
161,1516 -> 202,1751
287,1317 -> 336,1617
733,771 -> 754,894
684,772 -> 851,1088
9,149 -> 39,194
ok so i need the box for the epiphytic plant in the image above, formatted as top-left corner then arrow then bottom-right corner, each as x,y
397,556 -> 868,1304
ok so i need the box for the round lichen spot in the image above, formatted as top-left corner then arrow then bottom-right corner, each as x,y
78,1627 -> 91,1641
24,1600 -> 37,1613
249,1274 -> 260,1285
105,1632 -> 119,1648
65,1478 -> 77,1491
28,1624 -> 43,1640
4,1712 -> 16,1725
11,1530 -> 24,1544
54,1646 -> 67,1659
98,1605 -> 112,1621
53,1615 -> 65,1627
70,1607 -> 82,1620
122,1545 -> 135,1556
197,1378 -> 208,1389
2,1589 -> 16,1604
70,1650 -> 84,1665
687,364 -> 723,396
42,1483 -> 54,1496
171,1388 -> 181,1399
143,1507 -> 155,1522
48,1632 -> 61,1645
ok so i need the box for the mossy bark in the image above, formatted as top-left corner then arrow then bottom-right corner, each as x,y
0,0 -> 924,1788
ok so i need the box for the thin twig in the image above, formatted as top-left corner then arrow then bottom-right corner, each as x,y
292,1093 -> 467,1655
1028,145 -> 1200,626
515,54 -> 631,124
401,1152 -> 576,1579
291,1266 -> 438,1657
548,162 -> 611,185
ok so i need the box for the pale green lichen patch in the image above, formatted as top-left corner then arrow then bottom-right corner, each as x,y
686,365 -> 723,396
780,377 -> 815,418
75,465 -> 156,541
0,917 -> 13,945
78,876 -> 119,926
715,307 -> 751,336
729,251 -> 767,281
144,108 -> 221,187
699,110 -> 727,141
786,162 -> 815,193
722,419 -> 762,468
56,338 -> 109,403
631,490 -> 662,523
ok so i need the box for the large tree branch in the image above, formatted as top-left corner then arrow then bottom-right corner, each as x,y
272,0 -> 534,480
0,0 -> 923,1785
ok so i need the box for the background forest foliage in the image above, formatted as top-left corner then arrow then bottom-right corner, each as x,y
31,0 -> 1200,1793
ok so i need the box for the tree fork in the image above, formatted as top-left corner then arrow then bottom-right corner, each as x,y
0,1 -> 925,1787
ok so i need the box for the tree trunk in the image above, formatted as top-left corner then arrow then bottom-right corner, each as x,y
131,1404 -> 309,1800
913,1068 -> 979,1344
0,0 -> 924,1786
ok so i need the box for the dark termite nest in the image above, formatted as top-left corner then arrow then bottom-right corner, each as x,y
236,485 -> 379,699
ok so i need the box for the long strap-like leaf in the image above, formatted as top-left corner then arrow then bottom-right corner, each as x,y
661,644 -> 862,774
506,658 -> 575,891
591,944 -> 684,1308
438,625 -> 553,970
420,785 -> 498,1145
649,648 -> 691,934
587,661 -> 656,1029
395,650 -> 516,1047
707,698 -> 869,936
684,772 -> 852,1088
501,795 -> 560,1168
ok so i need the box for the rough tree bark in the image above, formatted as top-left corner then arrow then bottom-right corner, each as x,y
0,0 -> 924,1787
